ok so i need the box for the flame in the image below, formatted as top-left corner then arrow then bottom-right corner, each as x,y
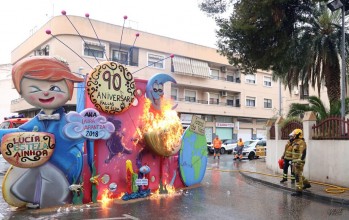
140,98 -> 183,155
154,183 -> 177,196
166,184 -> 176,195
98,189 -> 113,206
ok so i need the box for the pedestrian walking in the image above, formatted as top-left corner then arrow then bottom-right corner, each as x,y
234,138 -> 244,161
289,128 -> 311,196
280,138 -> 295,184
213,135 -> 222,159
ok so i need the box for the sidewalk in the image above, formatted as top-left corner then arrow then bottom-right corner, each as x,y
237,158 -> 349,205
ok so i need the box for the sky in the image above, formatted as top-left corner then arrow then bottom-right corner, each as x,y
0,0 -> 218,64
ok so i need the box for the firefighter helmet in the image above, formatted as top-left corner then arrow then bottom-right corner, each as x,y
289,128 -> 303,139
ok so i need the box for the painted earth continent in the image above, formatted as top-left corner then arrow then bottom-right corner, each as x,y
179,128 -> 207,186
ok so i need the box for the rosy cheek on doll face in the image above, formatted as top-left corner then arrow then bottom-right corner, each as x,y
20,78 -> 70,109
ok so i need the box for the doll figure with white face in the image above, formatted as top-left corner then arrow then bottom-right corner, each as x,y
0,56 -> 85,208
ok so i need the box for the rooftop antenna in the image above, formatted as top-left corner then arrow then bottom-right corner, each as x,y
85,13 -> 109,61
46,29 -> 93,69
118,15 -> 128,54
61,10 -> 100,64
132,54 -> 175,75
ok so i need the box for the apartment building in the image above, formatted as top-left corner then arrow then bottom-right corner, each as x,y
9,15 -> 284,142
0,64 -> 19,120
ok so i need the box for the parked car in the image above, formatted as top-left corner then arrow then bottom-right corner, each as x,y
235,139 -> 266,160
220,139 -> 237,154
233,139 -> 263,160
0,115 -> 30,175
0,115 -> 31,129
255,140 -> 267,157
207,142 -> 214,154
0,154 -> 10,174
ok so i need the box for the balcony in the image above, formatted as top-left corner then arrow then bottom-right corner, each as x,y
177,98 -> 240,107
173,74 -> 243,93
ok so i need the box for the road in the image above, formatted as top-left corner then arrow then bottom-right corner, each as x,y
1,155 -> 348,219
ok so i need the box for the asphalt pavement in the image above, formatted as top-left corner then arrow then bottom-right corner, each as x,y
224,156 -> 349,206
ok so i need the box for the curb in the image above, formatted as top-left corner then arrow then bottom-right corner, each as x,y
239,171 -> 349,206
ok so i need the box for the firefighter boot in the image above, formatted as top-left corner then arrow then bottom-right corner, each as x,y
280,178 -> 287,183
303,183 -> 311,190
291,191 -> 302,197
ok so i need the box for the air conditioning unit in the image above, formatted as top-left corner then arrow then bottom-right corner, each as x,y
220,91 -> 227,97
220,66 -> 227,73
293,89 -> 299,95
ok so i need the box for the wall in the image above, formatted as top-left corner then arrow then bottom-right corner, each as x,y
266,114 -> 349,187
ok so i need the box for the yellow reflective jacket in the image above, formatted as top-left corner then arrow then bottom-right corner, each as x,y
292,138 -> 307,163
283,140 -> 293,160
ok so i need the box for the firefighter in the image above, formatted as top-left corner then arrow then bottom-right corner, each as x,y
290,128 -> 311,196
213,135 -> 222,159
280,137 -> 295,184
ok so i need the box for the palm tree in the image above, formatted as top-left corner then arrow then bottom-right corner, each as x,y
287,96 -> 349,120
273,3 -> 349,106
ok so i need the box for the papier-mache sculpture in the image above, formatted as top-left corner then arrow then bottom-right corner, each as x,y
0,12 -> 209,210
0,56 -> 114,208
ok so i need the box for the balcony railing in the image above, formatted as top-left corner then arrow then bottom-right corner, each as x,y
176,98 -> 241,107
209,76 -> 241,83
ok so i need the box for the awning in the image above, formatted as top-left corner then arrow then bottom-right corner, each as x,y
172,56 -> 210,78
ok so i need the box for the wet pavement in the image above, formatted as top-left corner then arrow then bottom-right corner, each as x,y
234,157 -> 349,206
1,155 -> 349,219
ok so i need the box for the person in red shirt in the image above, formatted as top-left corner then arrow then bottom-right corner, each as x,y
213,135 -> 222,159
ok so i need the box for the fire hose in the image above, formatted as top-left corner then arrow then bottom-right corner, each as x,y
206,168 -> 349,194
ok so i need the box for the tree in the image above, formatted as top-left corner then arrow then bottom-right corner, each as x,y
199,0 -> 349,105
287,96 -> 349,120
274,4 -> 345,104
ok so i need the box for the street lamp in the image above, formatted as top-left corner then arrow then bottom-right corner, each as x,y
327,0 -> 348,119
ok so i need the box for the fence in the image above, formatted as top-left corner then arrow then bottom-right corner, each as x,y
312,116 -> 349,140
280,120 -> 303,139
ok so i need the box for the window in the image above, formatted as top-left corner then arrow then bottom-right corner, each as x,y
264,98 -> 272,108
210,69 -> 219,80
209,93 -> 219,104
300,85 -> 309,99
112,50 -> 128,64
246,96 -> 256,107
263,76 -> 272,87
216,116 -> 233,123
148,53 -> 164,69
171,88 -> 178,101
205,115 -> 214,122
227,75 -> 234,82
227,96 -> 234,106
184,90 -> 196,102
227,99 -> 234,106
238,117 -> 253,123
84,42 -> 105,58
245,74 -> 256,84
235,98 -> 240,107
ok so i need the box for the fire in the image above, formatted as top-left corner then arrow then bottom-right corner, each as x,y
166,184 -> 176,195
99,189 -> 113,206
140,98 -> 183,156
153,183 -> 177,196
